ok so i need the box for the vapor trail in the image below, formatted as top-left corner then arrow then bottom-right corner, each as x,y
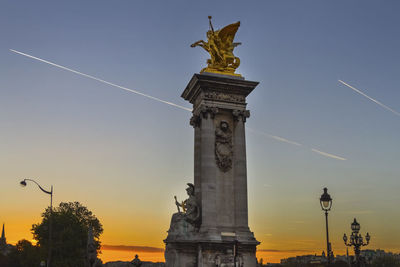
10,49 -> 192,112
311,149 -> 347,161
246,127 -> 302,146
338,80 -> 400,117
248,127 -> 347,160
10,49 -> 347,160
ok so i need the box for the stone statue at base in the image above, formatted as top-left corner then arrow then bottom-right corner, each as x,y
167,183 -> 200,238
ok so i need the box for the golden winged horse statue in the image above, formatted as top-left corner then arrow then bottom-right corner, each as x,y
191,16 -> 242,77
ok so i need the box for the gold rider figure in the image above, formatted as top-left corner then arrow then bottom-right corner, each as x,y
191,16 -> 242,76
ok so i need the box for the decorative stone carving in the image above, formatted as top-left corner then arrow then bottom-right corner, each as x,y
215,254 -> 243,267
204,91 -> 245,104
232,110 -> 250,122
167,183 -> 201,238
215,121 -> 233,172
189,115 -> 201,128
201,105 -> 219,119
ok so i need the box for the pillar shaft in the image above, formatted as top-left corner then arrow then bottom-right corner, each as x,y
233,115 -> 249,230
199,111 -> 218,232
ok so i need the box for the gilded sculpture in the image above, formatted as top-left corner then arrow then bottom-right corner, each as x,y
191,16 -> 242,77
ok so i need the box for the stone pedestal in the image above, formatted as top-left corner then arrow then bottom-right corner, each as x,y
165,73 -> 259,267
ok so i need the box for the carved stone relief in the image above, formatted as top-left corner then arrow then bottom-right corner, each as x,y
232,109 -> 250,122
190,115 -> 201,128
215,121 -> 233,172
204,91 -> 245,103
215,254 -> 243,267
201,105 -> 219,119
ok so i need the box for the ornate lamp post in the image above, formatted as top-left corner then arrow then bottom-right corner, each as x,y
20,179 -> 53,267
343,218 -> 370,267
320,187 -> 333,265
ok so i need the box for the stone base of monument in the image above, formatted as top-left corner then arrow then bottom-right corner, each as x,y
165,225 -> 259,267
165,239 -> 258,267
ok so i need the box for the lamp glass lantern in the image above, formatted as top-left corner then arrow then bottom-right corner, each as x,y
351,218 -> 360,233
320,187 -> 332,211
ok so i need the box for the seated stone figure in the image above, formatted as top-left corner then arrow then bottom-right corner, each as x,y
168,183 -> 200,238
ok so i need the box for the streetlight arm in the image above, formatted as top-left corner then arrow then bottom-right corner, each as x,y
22,179 -> 52,195
344,240 -> 353,247
20,178 -> 53,267
362,239 -> 370,246
343,234 -> 356,247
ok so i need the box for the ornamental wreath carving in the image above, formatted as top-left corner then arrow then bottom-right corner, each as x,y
215,121 -> 233,172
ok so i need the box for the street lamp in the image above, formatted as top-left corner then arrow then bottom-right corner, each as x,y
20,179 -> 53,267
343,218 -> 370,267
320,187 -> 333,265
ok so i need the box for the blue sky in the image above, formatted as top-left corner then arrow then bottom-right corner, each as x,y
1,0 -> 399,258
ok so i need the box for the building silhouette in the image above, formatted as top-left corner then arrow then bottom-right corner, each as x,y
0,223 -> 12,256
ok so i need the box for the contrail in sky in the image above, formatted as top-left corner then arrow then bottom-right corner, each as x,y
246,127 -> 302,146
10,49 -> 192,112
311,149 -> 347,161
338,80 -> 400,117
10,49 -> 346,160
248,127 -> 347,161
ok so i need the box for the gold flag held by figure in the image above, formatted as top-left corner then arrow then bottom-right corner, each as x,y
191,16 -> 242,77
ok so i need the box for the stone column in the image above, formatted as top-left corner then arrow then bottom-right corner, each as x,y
233,110 -> 251,234
191,115 -> 202,205
199,107 -> 218,237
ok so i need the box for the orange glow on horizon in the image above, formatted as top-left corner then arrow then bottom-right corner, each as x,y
99,250 -> 165,263
99,247 -> 324,264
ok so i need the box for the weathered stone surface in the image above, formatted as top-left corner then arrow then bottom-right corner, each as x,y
165,242 -> 198,267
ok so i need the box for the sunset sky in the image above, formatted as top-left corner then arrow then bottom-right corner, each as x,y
1,0 -> 399,264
